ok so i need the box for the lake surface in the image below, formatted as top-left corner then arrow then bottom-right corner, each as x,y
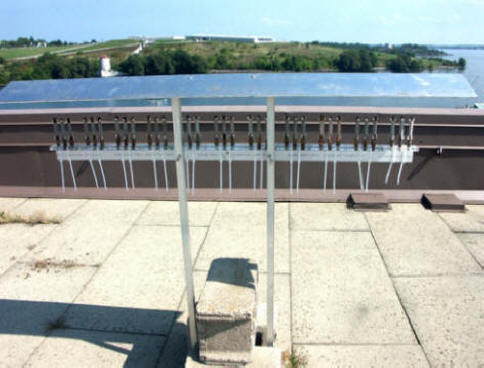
441,48 -> 484,103
0,49 -> 483,110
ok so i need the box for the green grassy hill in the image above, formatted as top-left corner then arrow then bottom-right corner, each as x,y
0,39 -> 136,61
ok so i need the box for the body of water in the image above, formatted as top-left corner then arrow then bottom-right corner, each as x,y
441,48 -> 484,104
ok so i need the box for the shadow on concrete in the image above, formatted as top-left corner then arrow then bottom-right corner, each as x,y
206,258 -> 258,289
0,299 -> 184,367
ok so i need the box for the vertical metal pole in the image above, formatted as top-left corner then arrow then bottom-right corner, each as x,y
172,97 -> 198,350
266,97 -> 275,346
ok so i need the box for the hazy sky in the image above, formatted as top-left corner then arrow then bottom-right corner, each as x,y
1,0 -> 482,44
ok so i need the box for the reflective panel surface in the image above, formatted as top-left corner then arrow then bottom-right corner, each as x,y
0,73 -> 477,104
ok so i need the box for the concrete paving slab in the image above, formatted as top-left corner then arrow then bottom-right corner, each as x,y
66,225 -> 207,335
195,202 -> 289,273
291,230 -> 416,344
24,329 -> 166,368
293,345 -> 429,368
0,261 -> 97,302
457,233 -> 484,268
137,201 -> 217,227
22,200 -> 148,266
366,204 -> 480,276
66,199 -> 149,224
439,205 -> 484,233
13,198 -> 86,221
395,276 -> 484,368
0,263 -> 97,367
0,335 -> 48,368
0,197 -> 26,211
0,223 -> 55,275
290,203 -> 369,231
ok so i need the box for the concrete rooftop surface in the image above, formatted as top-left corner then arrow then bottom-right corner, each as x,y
0,197 -> 483,368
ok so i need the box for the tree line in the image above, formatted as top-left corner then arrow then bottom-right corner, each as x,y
0,53 -> 98,84
0,36 -> 76,48
0,43 -> 466,85
118,48 -> 334,75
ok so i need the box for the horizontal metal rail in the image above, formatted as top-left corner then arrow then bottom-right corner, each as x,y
52,143 -> 416,164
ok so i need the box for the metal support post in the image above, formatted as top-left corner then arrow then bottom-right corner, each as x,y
266,97 -> 275,346
172,97 -> 198,350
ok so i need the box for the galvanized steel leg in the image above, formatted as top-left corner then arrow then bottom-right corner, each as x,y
98,159 -> 107,191
323,151 -> 328,191
192,159 -> 196,195
289,149 -> 293,194
129,158 -> 135,189
266,96 -> 275,346
260,154 -> 264,189
121,152 -> 129,191
384,148 -> 395,185
185,158 -> 190,191
219,154 -> 223,192
153,160 -> 159,191
357,160 -> 364,190
172,97 -> 198,350
253,154 -> 257,191
228,152 -> 232,193
333,151 -> 337,194
366,150 -> 373,192
296,147 -> 301,194
397,151 -> 405,185
163,159 -> 169,191
89,159 -> 99,189
68,156 -> 77,191
59,159 -> 65,193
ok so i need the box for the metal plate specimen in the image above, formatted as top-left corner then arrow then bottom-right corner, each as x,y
0,73 -> 477,103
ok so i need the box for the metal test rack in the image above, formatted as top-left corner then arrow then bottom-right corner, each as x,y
0,72 -> 476,350
45,71 -> 481,351
51,105 -> 416,352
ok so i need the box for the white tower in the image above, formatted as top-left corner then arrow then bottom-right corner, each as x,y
99,55 -> 118,77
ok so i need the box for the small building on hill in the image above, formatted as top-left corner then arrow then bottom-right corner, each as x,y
186,34 -> 275,43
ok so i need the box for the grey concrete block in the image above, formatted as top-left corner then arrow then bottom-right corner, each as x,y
196,258 -> 258,365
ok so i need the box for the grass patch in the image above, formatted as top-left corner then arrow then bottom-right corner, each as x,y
282,350 -> 308,368
0,210 -> 62,225
31,258 -> 86,271
77,39 -> 137,52
0,46 -> 70,60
